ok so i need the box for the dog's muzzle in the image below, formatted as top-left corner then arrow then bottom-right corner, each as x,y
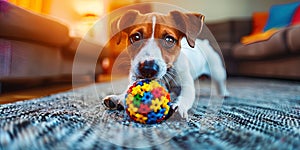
138,60 -> 159,79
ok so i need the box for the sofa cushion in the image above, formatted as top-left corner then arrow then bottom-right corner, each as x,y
241,28 -> 279,45
264,1 -> 300,31
236,56 -> 300,80
232,29 -> 288,60
207,21 -> 232,43
0,39 -> 11,77
207,19 -> 252,43
0,1 -> 70,47
0,39 -> 62,79
286,25 -> 300,53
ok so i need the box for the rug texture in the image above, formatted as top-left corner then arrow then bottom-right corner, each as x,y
0,77 -> 299,149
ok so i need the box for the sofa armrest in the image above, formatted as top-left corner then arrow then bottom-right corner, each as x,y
286,25 -> 300,53
206,21 -> 232,43
206,18 -> 252,44
230,19 -> 252,43
0,1 -> 70,47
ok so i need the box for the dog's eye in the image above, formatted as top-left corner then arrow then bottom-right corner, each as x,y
129,32 -> 143,44
163,35 -> 177,48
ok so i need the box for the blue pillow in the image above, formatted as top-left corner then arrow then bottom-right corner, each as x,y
264,1 -> 300,31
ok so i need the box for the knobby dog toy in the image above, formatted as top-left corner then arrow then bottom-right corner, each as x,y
125,79 -> 172,124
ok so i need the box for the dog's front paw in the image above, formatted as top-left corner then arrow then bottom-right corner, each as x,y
102,95 -> 124,110
172,97 -> 189,121
223,91 -> 230,98
219,90 -> 230,98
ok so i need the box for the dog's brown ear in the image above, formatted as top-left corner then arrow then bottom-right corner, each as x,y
170,11 -> 205,48
110,10 -> 140,45
110,18 -> 121,44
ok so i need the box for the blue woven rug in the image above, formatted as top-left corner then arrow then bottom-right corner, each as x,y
0,77 -> 299,149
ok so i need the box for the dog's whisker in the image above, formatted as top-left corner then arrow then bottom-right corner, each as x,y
166,68 -> 178,80
167,70 -> 181,88
165,72 -> 179,87
166,74 -> 176,88
162,75 -> 171,90
164,75 -> 173,89
167,71 -> 176,78
163,74 -> 173,89
168,73 -> 179,87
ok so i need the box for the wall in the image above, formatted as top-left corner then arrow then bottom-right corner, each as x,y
46,0 -> 298,25
47,0 -> 79,26
147,0 -> 297,22
45,0 -> 298,38
48,0 -> 106,37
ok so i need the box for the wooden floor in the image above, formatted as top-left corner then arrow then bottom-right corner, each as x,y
0,75 -> 116,104
0,83 -> 79,104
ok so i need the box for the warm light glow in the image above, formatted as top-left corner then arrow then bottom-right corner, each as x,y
73,0 -> 104,16
107,0 -> 136,12
8,0 -> 51,14
73,13 -> 98,37
102,57 -> 110,70
70,0 -> 104,37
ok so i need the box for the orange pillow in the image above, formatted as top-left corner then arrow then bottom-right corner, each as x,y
251,12 -> 269,35
241,29 -> 279,45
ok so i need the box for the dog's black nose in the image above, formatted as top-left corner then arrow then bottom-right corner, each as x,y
138,60 -> 159,78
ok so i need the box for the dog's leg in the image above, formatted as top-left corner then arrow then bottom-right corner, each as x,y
210,65 -> 229,97
199,39 -> 229,97
172,55 -> 196,120
207,53 -> 230,97
174,73 -> 195,120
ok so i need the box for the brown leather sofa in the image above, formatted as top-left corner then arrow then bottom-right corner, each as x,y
207,19 -> 300,80
0,1 -> 102,84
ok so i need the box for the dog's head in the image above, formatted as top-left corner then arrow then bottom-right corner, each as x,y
111,10 -> 204,80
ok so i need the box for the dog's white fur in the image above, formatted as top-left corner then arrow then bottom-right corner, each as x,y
103,12 -> 229,120
131,16 -> 168,81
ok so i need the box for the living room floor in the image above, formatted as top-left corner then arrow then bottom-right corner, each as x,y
0,74 -> 113,104
0,76 -> 298,105
0,83 -> 74,104
0,76 -> 299,149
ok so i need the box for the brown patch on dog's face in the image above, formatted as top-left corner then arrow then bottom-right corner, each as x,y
124,24 -> 153,59
111,10 -> 204,73
154,24 -> 184,67
124,23 -> 184,67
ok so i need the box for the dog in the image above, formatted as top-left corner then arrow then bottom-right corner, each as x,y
102,10 -> 229,120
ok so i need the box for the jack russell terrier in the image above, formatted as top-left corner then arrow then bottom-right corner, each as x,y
103,10 -> 229,120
